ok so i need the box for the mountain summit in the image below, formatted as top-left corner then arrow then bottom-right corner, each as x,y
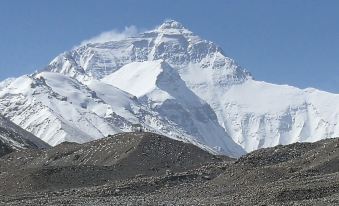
157,19 -> 187,31
1,20 -> 339,155
46,20 -> 251,83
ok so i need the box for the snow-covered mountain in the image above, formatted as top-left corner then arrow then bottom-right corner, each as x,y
0,63 -> 244,157
102,60 -> 242,155
1,20 -> 338,155
0,73 -> 122,146
0,114 -> 50,157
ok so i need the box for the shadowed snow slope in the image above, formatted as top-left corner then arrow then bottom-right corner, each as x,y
0,115 -> 50,157
102,60 -> 244,156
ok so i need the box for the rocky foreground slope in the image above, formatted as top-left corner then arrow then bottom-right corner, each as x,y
0,132 -> 227,195
1,132 -> 339,205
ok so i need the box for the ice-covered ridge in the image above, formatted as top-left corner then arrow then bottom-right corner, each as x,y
102,60 -> 166,98
46,20 -> 250,84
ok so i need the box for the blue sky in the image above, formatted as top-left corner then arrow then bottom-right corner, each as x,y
0,0 -> 338,92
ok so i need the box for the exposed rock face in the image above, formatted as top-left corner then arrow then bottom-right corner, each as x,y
0,114 -> 49,157
0,139 -> 13,157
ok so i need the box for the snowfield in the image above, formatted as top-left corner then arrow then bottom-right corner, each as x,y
1,20 -> 338,156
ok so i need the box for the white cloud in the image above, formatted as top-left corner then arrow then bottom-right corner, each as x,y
80,26 -> 139,46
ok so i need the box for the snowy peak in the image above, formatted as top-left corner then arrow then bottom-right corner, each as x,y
47,51 -> 89,82
45,20 -> 250,86
5,20 -> 339,158
102,60 -> 245,157
101,59 -> 203,107
102,60 -> 179,98
102,60 -> 164,97
158,20 -> 185,30
154,19 -> 192,35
